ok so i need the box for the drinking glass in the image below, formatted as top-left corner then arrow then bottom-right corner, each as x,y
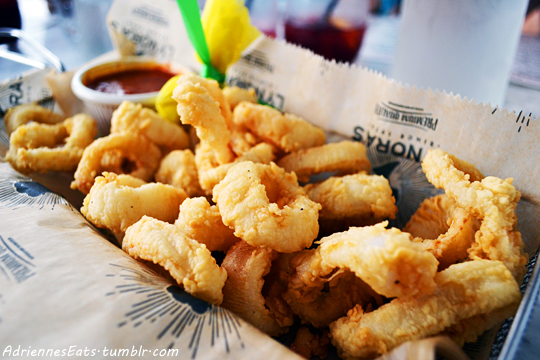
282,0 -> 371,63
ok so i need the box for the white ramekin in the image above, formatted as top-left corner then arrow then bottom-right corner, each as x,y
71,57 -> 186,136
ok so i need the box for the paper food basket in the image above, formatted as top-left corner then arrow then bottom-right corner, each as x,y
1,1 -> 539,359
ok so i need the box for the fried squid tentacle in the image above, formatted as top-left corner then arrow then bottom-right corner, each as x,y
422,149 -> 528,280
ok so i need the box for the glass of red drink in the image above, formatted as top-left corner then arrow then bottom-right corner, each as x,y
282,0 -> 370,63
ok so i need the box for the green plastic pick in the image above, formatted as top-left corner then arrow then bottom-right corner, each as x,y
176,0 -> 226,83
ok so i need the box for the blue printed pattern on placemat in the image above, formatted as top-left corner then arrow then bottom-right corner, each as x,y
106,264 -> 244,359
0,235 -> 36,283
0,171 -> 69,210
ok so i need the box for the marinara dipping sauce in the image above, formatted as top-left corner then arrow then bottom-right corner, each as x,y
86,68 -> 176,95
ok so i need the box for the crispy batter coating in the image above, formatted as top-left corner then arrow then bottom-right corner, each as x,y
405,194 -> 480,270
4,103 -> 65,135
71,132 -> 162,194
290,326 -> 330,360
173,73 -> 234,164
110,100 -> 190,153
305,172 -> 397,235
213,161 -> 321,253
221,241 -> 294,336
6,114 -> 97,174
233,102 -> 326,153
284,249 -> 384,328
81,172 -> 187,235
278,141 -> 371,183
195,142 -> 275,195
329,260 -> 521,360
422,149 -> 528,280
155,149 -> 204,198
317,222 -> 438,299
222,87 -> 258,110
123,216 -> 227,305
175,197 -> 239,252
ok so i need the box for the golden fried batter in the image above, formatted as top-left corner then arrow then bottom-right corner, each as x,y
329,260 -> 521,359
123,216 -> 227,305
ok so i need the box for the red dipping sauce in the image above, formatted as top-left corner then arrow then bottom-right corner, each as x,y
86,68 -> 176,95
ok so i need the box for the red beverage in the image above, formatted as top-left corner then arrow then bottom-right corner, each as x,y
285,21 -> 366,63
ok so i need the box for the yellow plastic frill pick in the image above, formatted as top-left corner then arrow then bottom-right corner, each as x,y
201,0 -> 261,75
156,0 -> 261,123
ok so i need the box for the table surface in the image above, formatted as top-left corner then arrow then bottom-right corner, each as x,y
2,1 -> 539,119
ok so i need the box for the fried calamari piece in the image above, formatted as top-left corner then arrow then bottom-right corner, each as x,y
329,260 -> 521,360
284,249 -> 384,328
4,103 -> 65,136
233,102 -> 326,153
173,73 -> 234,164
195,142 -> 275,195
405,194 -> 480,270
318,222 -> 438,299
213,161 -> 321,253
5,114 -> 97,174
81,172 -> 187,235
277,141 -> 371,183
175,197 -> 239,252
179,73 -> 233,125
305,172 -> 397,235
71,132 -> 162,194
290,326 -> 330,360
221,241 -> 294,336
422,149 -> 528,280
155,149 -> 204,198
123,216 -> 227,305
110,100 -> 190,153
222,86 -> 258,110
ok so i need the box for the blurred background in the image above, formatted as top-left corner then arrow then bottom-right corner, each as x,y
0,0 -> 539,114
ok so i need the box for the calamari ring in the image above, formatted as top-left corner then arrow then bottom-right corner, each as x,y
4,103 -> 65,136
317,222 -> 438,299
221,240 -> 294,336
123,216 -> 227,305
404,194 -> 480,270
233,102 -> 326,153
195,142 -> 275,195
329,260 -> 521,360
155,149 -> 204,198
81,172 -> 187,235
304,172 -> 397,235
222,86 -> 258,110
213,161 -> 321,253
277,140 -> 371,183
5,114 -> 97,174
421,148 -> 528,280
283,249 -> 384,328
71,132 -> 162,194
172,73 -> 234,165
174,197 -> 239,252
111,100 -> 190,153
